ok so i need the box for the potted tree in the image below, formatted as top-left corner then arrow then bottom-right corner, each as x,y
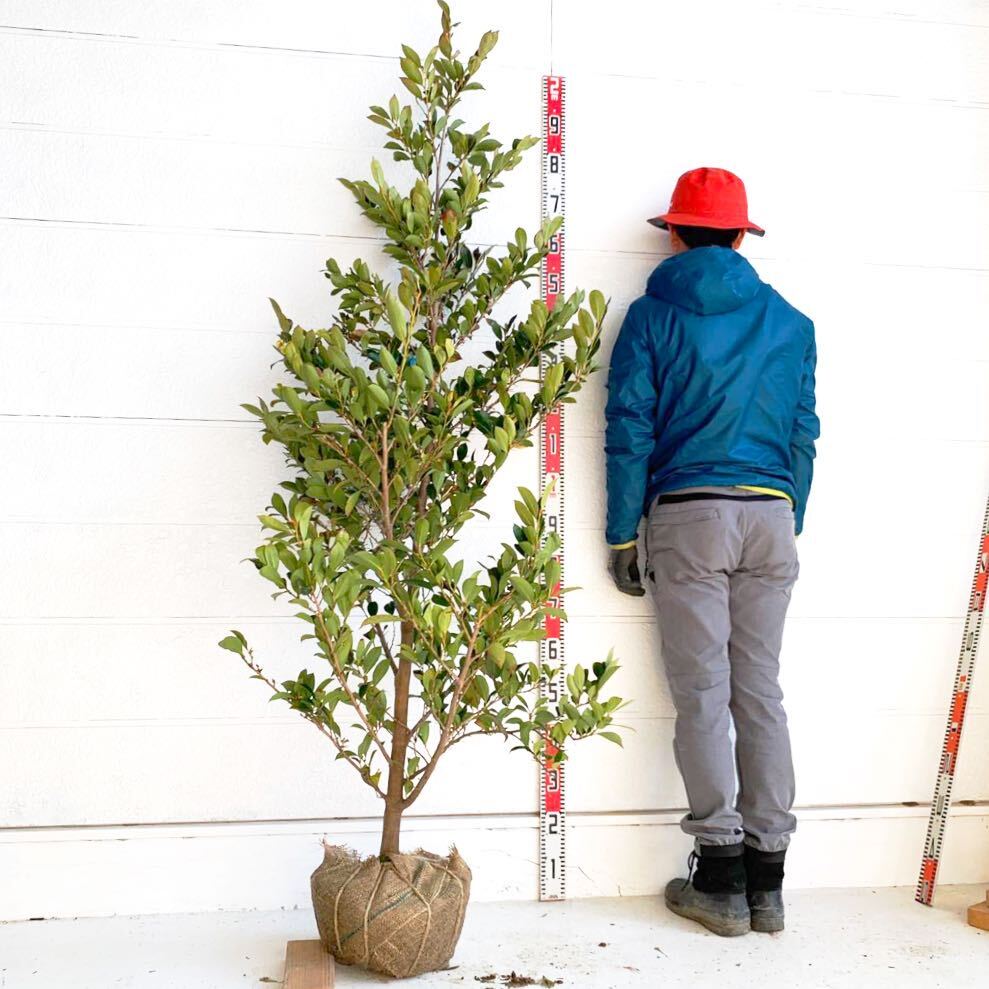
220,2 -> 624,978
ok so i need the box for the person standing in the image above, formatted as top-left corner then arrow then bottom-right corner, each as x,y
604,167 -> 820,936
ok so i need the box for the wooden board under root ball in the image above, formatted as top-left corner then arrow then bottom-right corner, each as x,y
284,940 -> 335,989
967,890 -> 989,932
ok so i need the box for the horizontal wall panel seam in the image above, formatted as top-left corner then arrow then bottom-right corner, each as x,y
0,25 -> 409,64
0,615 -> 968,625
8,218 -> 989,274
1,24 -> 984,105
3,802 -> 987,841
1,710 -> 980,729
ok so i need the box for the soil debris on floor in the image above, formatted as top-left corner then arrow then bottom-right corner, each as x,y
474,974 -> 563,987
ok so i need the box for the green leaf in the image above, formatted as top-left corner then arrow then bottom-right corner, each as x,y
415,345 -> 435,377
296,503 -> 314,539
378,348 -> 398,376
384,290 -> 410,341
414,518 -> 429,545
259,515 -> 291,533
510,576 -> 534,602
368,383 -> 390,410
476,30 -> 499,59
370,157 -> 386,188
269,298 -> 292,332
218,635 -> 244,654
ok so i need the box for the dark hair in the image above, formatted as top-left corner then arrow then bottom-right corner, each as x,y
670,224 -> 742,249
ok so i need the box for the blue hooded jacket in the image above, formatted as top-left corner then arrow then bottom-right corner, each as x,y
604,246 -> 820,544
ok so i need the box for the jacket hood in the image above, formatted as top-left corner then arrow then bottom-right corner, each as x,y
646,246 -> 763,315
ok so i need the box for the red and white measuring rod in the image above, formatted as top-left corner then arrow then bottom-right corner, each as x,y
916,491 -> 989,905
538,74 -> 567,902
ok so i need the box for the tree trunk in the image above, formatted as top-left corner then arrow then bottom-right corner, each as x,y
380,620 -> 414,858
380,794 -> 404,860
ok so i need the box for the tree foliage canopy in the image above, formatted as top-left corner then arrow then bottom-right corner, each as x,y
220,1 -> 625,850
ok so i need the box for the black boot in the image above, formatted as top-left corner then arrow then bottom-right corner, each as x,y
743,844 -> 786,933
664,842 -> 750,937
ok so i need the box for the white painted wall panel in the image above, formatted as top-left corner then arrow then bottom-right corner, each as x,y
0,3 -> 551,68
563,513 -> 987,622
789,0 -> 989,26
0,223 -> 370,331
564,253 -> 989,369
0,419 -> 530,529
0,518 -> 536,620
2,0 -> 989,916
2,806 -> 986,920
0,32 -> 542,150
563,74 -> 989,270
2,498 -> 985,625
6,616 -> 986,737
0,224 -> 539,341
553,3 -> 989,104
1,323 -> 282,419
5,261 -> 989,420
4,707 -> 985,828
0,723 -> 548,825
570,436 -> 989,529
0,620 -> 320,725
0,127 -> 541,247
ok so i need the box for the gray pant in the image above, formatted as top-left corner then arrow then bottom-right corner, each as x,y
644,486 -> 799,854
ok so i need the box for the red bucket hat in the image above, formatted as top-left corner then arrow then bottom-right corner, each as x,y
648,167 -> 765,237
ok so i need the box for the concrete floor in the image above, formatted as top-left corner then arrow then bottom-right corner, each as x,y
0,885 -> 985,988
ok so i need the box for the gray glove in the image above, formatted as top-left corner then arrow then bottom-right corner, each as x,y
609,545 -> 645,597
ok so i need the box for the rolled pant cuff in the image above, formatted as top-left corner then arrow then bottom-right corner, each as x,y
695,840 -> 745,857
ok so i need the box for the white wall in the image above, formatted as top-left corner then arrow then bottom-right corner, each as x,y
2,0 -> 989,920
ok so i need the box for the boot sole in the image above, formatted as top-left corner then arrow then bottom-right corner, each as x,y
664,896 -> 750,937
750,913 -> 784,933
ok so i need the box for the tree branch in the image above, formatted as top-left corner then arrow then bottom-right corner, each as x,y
237,645 -> 385,799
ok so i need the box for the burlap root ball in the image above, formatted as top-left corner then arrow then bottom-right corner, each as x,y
311,842 -> 472,978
